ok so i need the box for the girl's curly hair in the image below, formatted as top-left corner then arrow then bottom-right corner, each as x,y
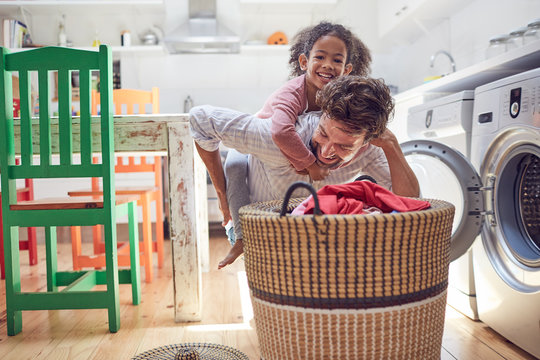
288,22 -> 372,78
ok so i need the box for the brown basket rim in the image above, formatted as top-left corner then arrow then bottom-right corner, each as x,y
240,197 -> 453,219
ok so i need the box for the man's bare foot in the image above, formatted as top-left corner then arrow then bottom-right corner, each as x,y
218,240 -> 244,269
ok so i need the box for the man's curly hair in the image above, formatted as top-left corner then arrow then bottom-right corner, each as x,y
316,76 -> 394,142
288,22 -> 372,78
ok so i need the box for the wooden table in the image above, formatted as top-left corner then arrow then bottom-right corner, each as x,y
14,114 -> 208,322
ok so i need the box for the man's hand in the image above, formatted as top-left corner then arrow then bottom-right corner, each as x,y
305,161 -> 330,181
369,128 -> 396,150
218,192 -> 232,226
369,128 -> 420,198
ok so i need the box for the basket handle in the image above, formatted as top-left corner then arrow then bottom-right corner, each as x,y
354,174 -> 377,183
280,181 -> 321,216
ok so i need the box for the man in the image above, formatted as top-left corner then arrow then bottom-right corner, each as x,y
189,76 -> 419,268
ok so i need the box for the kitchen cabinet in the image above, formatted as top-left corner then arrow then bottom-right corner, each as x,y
0,1 -> 164,16
377,0 -> 469,42
0,0 -> 165,50
240,0 -> 336,3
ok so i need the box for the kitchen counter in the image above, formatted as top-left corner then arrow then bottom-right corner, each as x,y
395,40 -> 540,102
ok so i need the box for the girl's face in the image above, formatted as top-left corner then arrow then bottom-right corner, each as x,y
299,35 -> 353,91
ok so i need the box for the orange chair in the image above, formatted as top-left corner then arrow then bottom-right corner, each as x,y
70,87 -> 164,283
1,163 -> 38,281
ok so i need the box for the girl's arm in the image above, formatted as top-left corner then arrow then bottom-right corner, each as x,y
271,103 -> 316,170
268,87 -> 329,180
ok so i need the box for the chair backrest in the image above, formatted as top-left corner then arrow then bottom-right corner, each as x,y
0,45 -> 115,210
92,87 -> 159,116
91,87 -> 161,188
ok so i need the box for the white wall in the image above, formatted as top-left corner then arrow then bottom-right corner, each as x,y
120,0 -> 540,113
121,0 -> 381,114
377,0 -> 540,92
10,0 -> 540,104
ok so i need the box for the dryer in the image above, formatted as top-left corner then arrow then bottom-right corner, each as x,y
470,67 -> 540,358
402,91 -> 481,320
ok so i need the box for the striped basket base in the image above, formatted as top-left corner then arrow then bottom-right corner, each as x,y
253,290 -> 448,360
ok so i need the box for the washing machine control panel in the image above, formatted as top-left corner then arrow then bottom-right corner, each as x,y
500,82 -> 537,127
509,87 -> 521,118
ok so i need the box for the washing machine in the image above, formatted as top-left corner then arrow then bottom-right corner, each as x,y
401,90 -> 482,320
469,67 -> 540,357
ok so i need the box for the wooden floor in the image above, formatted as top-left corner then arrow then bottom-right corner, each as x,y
0,226 -> 538,360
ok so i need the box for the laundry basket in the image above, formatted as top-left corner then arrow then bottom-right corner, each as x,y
240,182 -> 455,360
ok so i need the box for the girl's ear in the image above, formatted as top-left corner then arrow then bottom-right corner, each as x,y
298,54 -> 308,71
344,63 -> 353,75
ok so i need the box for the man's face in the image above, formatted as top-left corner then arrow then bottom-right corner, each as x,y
311,113 -> 368,169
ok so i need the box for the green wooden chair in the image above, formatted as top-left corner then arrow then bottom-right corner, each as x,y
0,45 -> 141,336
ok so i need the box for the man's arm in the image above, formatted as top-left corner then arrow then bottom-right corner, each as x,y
370,129 -> 420,197
194,142 -> 231,225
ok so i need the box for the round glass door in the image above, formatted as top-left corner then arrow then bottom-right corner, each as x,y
480,127 -> 540,291
401,140 -> 484,262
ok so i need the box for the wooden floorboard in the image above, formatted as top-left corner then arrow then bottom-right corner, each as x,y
0,226 -> 538,359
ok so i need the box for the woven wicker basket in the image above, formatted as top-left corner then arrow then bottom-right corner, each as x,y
240,182 -> 455,360
131,343 -> 249,360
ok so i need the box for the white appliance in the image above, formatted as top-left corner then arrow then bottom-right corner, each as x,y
401,91 -> 481,320
470,68 -> 540,358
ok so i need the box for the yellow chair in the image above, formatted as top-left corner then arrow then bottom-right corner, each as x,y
70,87 -> 164,283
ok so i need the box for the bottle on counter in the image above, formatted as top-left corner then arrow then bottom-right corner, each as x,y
92,31 -> 101,47
121,30 -> 131,47
506,27 -> 527,50
184,95 -> 193,113
58,14 -> 67,47
486,34 -> 509,59
523,19 -> 540,45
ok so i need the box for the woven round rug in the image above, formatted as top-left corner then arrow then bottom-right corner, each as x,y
131,343 -> 249,360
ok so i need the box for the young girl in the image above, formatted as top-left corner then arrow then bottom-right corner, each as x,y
218,22 -> 372,269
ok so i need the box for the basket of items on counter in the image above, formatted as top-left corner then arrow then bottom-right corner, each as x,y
240,180 -> 455,360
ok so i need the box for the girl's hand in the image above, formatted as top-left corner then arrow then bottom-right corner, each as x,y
305,162 -> 330,181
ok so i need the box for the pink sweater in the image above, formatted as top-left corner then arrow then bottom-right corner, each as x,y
256,74 -> 316,171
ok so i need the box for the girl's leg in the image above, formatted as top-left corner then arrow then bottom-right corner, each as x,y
223,149 -> 250,246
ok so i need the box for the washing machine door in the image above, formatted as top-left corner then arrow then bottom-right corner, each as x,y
401,140 -> 484,262
480,127 -> 540,291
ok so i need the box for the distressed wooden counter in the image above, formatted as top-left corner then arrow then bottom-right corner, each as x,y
14,114 -> 208,322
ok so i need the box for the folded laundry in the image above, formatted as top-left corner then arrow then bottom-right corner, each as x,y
292,180 -> 431,215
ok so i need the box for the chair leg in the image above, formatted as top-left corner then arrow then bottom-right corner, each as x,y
154,156 -> 165,268
26,226 -> 38,266
128,201 -> 141,305
141,194 -> 153,283
154,192 -> 165,268
93,224 -> 104,254
17,184 -> 38,267
44,227 -> 58,292
0,200 -> 5,280
71,226 -> 82,271
4,225 -> 23,336
103,216 -> 120,333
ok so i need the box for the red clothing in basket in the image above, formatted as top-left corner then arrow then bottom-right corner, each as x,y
293,181 -> 431,215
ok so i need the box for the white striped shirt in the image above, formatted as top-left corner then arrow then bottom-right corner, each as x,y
189,105 -> 391,204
